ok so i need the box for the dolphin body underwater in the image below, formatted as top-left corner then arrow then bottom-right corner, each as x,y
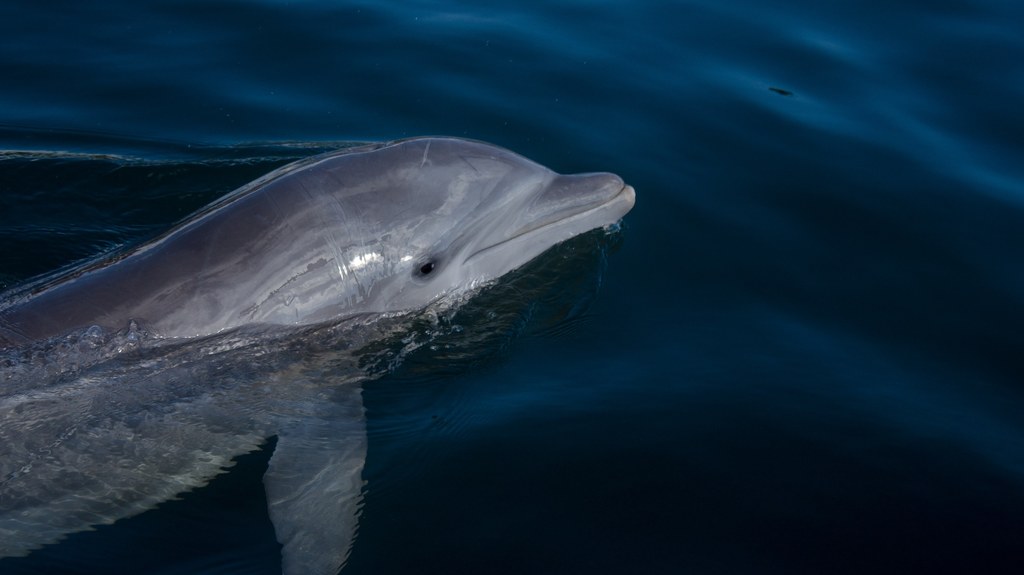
0,137 -> 635,573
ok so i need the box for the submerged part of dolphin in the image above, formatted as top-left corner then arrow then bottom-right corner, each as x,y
0,137 -> 634,573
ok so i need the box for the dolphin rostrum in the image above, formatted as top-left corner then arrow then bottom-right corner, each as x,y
0,137 -> 635,573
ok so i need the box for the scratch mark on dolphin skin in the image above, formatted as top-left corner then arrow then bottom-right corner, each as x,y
420,140 -> 431,168
459,155 -> 480,174
0,312 -> 32,347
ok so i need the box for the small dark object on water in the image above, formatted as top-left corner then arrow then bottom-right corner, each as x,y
769,86 -> 794,96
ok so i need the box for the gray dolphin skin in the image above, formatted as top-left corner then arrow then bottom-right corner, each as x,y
0,137 -> 635,573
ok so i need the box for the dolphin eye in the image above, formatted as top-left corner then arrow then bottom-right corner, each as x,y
413,255 -> 443,280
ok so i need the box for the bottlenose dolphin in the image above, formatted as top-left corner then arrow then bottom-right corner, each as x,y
0,137 -> 634,573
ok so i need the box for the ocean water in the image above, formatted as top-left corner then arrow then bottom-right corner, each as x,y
2,0 -> 1024,573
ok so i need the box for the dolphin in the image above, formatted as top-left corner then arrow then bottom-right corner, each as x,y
0,136 -> 634,573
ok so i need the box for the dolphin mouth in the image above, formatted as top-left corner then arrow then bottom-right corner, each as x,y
465,182 -> 636,266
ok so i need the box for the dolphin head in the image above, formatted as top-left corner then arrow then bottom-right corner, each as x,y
0,137 -> 634,343
275,137 -> 634,323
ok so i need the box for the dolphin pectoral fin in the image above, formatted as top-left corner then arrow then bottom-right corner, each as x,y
263,387 -> 367,575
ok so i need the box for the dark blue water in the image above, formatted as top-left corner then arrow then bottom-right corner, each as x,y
3,0 -> 1024,573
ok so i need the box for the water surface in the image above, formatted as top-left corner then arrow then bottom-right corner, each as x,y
2,0 -> 1024,573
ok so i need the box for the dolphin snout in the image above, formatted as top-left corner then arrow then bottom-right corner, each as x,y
619,184 -> 637,210
532,172 -> 627,216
